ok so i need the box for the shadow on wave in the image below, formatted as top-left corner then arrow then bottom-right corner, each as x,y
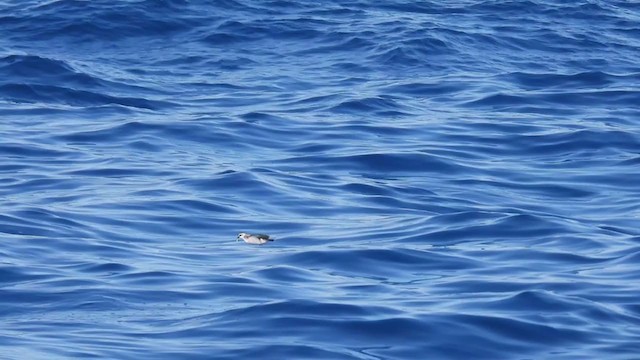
142,298 -> 590,359
0,83 -> 175,110
277,152 -> 473,175
463,89 -> 640,111
328,96 -> 410,116
6,0 -> 194,41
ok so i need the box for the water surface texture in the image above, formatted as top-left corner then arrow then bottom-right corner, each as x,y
2,1 -> 640,359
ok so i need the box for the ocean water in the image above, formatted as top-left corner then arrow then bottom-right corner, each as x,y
1,0 -> 640,359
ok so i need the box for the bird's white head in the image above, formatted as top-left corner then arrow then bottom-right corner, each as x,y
237,233 -> 247,241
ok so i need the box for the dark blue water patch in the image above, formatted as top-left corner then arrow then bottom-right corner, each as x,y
10,208 -> 91,233
452,178 -> 596,200
407,213 -> 580,245
0,54 -> 173,99
339,182 -> 394,197
176,171 -> 282,197
329,96 -> 409,116
247,265 -> 336,284
462,89 -> 640,112
278,152 -> 472,175
516,129 -> 640,155
385,81 -> 467,97
448,313 -> 588,345
295,35 -> 376,56
481,290 -> 617,318
200,32 -> 252,46
63,167 -> 174,178
481,248 -> 614,268
0,212 -> 85,238
142,199 -> 238,215
230,299 -> 398,319
3,0 -> 196,42
0,142 -> 77,158
217,19 -> 324,41
0,83 -> 175,110
0,54 -> 79,80
54,120 -> 238,149
275,248 -> 478,278
0,266 -> 51,286
53,120 -> 162,143
502,71 -> 623,90
177,300 -> 590,359
377,2 -> 466,15
75,262 -> 133,274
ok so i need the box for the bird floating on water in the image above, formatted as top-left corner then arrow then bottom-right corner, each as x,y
237,233 -> 274,245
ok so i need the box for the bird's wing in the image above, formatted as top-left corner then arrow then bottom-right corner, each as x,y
255,234 -> 270,240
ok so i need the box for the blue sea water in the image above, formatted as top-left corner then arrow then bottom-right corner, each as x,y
1,0 -> 640,358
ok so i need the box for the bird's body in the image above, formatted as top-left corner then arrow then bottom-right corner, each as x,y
237,232 -> 274,245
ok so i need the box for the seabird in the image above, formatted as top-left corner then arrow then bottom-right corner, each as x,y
237,233 -> 274,245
